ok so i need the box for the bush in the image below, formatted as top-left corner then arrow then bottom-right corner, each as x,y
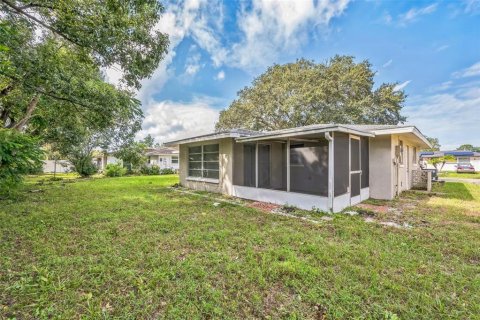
70,155 -> 97,177
140,165 -> 160,175
105,163 -> 127,177
160,168 -> 175,175
0,129 -> 44,197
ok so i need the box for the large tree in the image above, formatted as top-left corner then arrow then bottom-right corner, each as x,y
0,0 -> 168,133
216,56 -> 407,131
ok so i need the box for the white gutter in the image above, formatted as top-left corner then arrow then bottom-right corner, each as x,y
325,132 -> 334,212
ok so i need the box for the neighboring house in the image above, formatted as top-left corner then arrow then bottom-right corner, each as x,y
420,150 -> 480,171
93,153 -> 122,171
145,147 -> 179,170
165,124 -> 431,213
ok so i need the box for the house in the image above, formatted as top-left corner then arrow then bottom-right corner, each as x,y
145,147 -> 179,170
93,153 -> 122,171
420,150 -> 480,171
165,124 -> 431,213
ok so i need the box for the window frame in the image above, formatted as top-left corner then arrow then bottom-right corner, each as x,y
187,143 -> 220,182
171,155 -> 179,164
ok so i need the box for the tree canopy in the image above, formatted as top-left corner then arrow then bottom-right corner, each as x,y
0,0 -> 168,134
457,144 -> 479,152
216,56 -> 407,131
423,137 -> 441,152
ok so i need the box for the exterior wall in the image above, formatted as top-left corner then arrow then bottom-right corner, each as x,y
179,138 -> 234,194
147,155 -> 179,170
369,135 -> 393,199
369,134 -> 423,200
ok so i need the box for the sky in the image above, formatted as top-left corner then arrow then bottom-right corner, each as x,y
107,0 -> 480,150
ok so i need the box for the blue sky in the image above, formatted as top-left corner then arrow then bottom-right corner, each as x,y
107,0 -> 480,149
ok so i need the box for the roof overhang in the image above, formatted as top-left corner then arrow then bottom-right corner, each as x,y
235,125 -> 374,143
164,131 -> 251,147
371,126 -> 431,148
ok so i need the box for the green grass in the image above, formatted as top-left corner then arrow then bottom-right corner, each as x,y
438,171 -> 480,179
1,176 -> 479,319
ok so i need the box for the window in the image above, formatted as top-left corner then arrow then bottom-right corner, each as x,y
171,156 -> 178,164
188,144 -> 219,180
413,147 -> 417,163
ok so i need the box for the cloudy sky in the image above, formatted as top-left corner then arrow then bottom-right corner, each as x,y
108,0 -> 480,150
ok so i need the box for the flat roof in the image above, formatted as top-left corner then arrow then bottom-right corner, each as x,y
164,124 -> 431,148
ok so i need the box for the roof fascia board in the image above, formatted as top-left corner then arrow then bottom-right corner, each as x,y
164,133 -> 240,146
372,126 -> 431,148
236,126 -> 374,143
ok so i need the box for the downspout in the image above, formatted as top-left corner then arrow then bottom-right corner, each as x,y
325,132 -> 334,212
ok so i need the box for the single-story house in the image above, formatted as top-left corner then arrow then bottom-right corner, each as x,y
165,124 -> 431,212
145,147 -> 179,170
420,150 -> 480,171
93,153 -> 122,171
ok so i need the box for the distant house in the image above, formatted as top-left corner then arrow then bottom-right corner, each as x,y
420,150 -> 480,171
165,124 -> 431,213
93,153 -> 122,171
145,147 -> 179,170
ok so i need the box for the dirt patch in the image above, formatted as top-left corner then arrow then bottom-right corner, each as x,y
356,203 -> 390,214
247,201 -> 281,213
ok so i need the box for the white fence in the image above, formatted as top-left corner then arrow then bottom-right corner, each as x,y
42,160 -> 72,173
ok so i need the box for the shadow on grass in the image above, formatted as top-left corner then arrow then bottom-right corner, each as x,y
433,182 -> 474,201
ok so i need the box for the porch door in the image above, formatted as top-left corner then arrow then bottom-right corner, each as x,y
258,144 -> 271,188
350,136 -> 361,205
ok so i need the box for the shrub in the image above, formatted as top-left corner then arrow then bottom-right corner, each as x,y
139,165 -> 160,175
105,163 -> 127,177
0,129 -> 44,197
70,155 -> 97,177
160,168 -> 175,175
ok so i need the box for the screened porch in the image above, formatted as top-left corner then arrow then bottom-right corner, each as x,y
231,131 -> 370,212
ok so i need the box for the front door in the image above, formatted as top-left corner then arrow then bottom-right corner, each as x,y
350,136 -> 361,205
406,146 -> 410,189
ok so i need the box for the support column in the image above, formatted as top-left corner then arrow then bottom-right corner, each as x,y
255,142 -> 258,188
325,132 -> 334,211
286,138 -> 290,192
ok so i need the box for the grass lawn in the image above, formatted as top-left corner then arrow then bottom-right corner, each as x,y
1,175 -> 479,319
438,171 -> 480,179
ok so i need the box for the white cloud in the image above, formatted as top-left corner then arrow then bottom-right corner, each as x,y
394,80 -> 411,91
453,61 -> 480,78
138,97 -> 221,143
405,82 -> 480,149
382,59 -> 393,68
435,44 -> 449,52
399,3 -> 438,25
230,0 -> 350,69
215,70 -> 225,80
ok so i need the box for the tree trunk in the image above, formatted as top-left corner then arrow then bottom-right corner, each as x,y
12,95 -> 40,131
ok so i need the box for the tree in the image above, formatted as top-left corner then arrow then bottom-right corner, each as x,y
423,137 -> 441,152
114,142 -> 147,171
0,0 -> 168,89
216,56 -> 407,131
142,134 -> 156,148
427,155 -> 455,171
457,144 -> 475,151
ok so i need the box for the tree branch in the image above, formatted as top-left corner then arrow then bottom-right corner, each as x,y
12,94 -> 39,131
1,0 -> 84,48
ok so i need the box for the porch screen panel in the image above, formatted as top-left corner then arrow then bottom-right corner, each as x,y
361,137 -> 369,188
290,139 -> 328,196
258,144 -> 271,188
334,132 -> 349,196
351,173 -> 361,197
243,144 -> 256,186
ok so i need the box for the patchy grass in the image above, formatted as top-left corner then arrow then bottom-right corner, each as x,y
438,171 -> 480,179
1,176 -> 479,319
